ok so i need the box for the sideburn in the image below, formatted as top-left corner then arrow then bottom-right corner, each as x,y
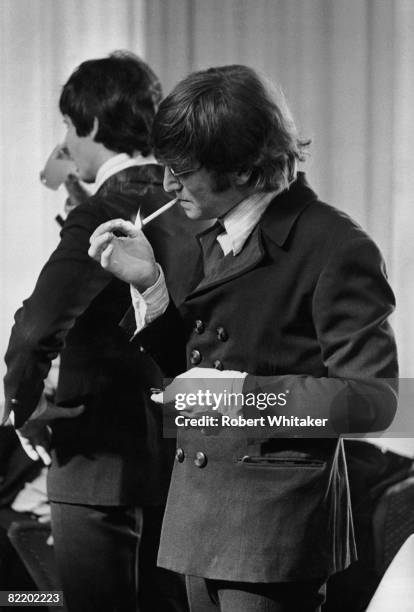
210,170 -> 232,193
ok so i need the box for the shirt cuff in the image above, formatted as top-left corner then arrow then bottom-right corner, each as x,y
130,264 -> 169,333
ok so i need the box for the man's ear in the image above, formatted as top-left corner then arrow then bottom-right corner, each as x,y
233,168 -> 252,186
89,117 -> 99,140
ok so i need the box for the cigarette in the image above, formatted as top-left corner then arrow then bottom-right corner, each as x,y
140,198 -> 178,227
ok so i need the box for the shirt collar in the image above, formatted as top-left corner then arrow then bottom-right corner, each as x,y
94,152 -> 157,192
217,190 -> 280,255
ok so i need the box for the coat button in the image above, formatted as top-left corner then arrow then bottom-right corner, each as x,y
213,360 -> 223,371
194,451 -> 207,468
190,349 -> 202,365
194,320 -> 205,334
216,326 -> 228,342
11,398 -> 20,405
175,448 -> 185,463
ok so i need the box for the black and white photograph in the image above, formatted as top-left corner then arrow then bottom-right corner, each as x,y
1,1 -> 414,611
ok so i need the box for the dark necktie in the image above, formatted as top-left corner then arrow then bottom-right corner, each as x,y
200,221 -> 226,277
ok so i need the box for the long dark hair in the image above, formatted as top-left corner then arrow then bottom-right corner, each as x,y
152,64 -> 309,192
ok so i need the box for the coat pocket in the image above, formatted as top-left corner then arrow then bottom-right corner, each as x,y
236,455 -> 326,469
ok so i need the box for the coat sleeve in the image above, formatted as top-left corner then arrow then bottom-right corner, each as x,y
243,232 -> 398,436
3,202 -> 114,428
126,300 -> 188,379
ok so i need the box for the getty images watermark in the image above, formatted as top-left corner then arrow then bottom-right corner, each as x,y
159,376 -> 403,438
172,387 -> 328,429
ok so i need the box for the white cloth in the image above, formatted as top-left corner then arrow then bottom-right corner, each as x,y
216,190 -> 279,255
11,467 -> 50,518
130,265 -> 169,332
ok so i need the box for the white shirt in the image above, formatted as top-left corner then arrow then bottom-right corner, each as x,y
216,190 -> 280,255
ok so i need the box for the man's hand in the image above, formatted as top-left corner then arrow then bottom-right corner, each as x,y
29,394 -> 85,422
89,219 -> 159,291
15,395 -> 85,465
151,367 -> 247,418
16,423 -> 52,465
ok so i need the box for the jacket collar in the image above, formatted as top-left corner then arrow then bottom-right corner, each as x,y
260,172 -> 317,247
96,164 -> 163,197
95,153 -> 157,191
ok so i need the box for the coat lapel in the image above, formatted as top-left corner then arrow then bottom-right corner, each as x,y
185,173 -> 317,299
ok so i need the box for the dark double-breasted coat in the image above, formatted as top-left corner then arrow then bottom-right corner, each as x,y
136,173 -> 398,583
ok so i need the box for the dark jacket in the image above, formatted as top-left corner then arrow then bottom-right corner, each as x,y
3,164 -> 200,505
135,173 -> 398,581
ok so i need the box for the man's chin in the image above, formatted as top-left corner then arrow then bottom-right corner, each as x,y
180,202 -> 199,219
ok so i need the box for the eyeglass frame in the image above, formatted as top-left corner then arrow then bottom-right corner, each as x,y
166,164 -> 201,180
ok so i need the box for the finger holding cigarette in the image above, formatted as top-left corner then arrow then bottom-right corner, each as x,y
89,197 -> 178,247
88,219 -> 137,263
90,219 -> 139,245
89,218 -> 159,290
88,199 -> 177,285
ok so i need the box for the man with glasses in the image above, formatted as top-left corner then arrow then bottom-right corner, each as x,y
89,64 -> 398,612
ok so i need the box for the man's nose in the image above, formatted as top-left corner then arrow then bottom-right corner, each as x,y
163,167 -> 181,193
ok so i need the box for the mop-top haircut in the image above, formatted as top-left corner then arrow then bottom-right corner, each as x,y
152,64 -> 309,192
60,51 -> 162,156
